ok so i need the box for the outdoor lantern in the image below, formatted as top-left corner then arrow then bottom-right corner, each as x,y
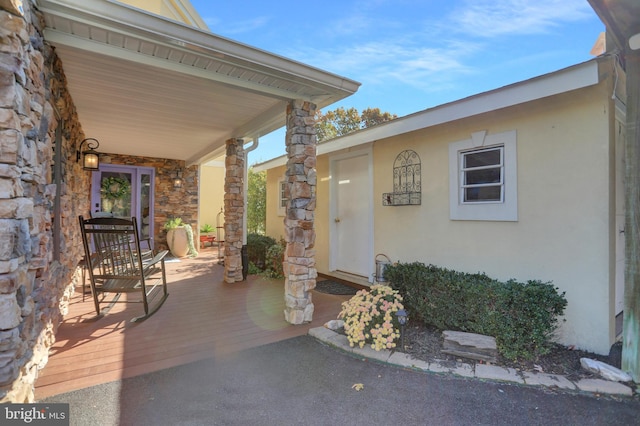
173,171 -> 183,189
77,138 -> 100,171
396,308 -> 408,349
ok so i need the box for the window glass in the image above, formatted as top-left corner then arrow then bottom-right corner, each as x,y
461,147 -> 503,203
448,130 -> 517,221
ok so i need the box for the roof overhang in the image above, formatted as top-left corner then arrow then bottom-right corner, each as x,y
37,0 -> 360,165
587,0 -> 640,53
254,59 -> 601,171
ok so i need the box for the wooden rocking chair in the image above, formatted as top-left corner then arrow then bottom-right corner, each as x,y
79,216 -> 169,322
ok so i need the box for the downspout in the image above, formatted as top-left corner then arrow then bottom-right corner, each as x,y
242,138 -> 259,279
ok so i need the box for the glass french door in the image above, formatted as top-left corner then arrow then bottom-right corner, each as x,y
91,165 -> 155,246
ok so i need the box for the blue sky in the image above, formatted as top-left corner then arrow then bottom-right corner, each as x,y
189,0 -> 604,164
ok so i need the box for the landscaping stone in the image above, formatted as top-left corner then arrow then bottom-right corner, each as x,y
580,358 -> 633,382
450,362 -> 475,378
387,352 -> 429,370
575,378 -> 633,396
323,319 -> 344,331
442,330 -> 498,363
522,372 -> 576,390
308,326 -> 335,341
308,327 -> 638,397
352,345 -> 391,363
475,364 -> 524,384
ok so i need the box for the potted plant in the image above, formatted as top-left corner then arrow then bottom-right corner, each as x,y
164,218 -> 197,258
199,223 -> 216,249
200,223 -> 215,235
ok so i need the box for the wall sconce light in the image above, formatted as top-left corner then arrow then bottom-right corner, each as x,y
76,138 -> 100,171
173,171 -> 183,189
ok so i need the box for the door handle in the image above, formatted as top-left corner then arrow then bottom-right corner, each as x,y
334,218 -> 341,223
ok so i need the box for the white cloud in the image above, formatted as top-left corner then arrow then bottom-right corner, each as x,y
450,0 -> 594,38
262,0 -> 596,97
290,39 -> 477,93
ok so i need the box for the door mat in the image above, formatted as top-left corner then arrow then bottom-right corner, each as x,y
314,280 -> 359,295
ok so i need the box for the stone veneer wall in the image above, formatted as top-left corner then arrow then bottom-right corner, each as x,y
100,154 -> 199,252
283,100 -> 317,324
223,138 -> 244,283
0,1 -> 92,402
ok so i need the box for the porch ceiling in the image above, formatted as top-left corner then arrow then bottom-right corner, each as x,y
37,0 -> 360,165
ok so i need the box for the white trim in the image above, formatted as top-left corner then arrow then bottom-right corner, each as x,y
329,148 -> 375,281
254,59 -> 601,171
37,0 -> 360,97
449,130 -> 518,221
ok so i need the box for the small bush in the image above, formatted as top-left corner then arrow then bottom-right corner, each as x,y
246,233 -> 276,269
384,262 -> 567,360
247,261 -> 262,276
263,239 -> 285,279
338,285 -> 405,351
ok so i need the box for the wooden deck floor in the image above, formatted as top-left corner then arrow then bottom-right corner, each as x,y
35,249 -> 350,400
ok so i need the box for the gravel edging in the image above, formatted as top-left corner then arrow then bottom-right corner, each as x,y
308,327 -> 636,397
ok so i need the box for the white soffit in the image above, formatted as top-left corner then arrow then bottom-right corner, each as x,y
37,0 -> 360,165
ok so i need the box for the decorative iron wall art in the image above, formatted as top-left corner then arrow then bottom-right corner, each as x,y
383,149 -> 422,206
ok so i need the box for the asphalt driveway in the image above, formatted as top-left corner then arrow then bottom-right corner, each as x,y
42,335 -> 639,425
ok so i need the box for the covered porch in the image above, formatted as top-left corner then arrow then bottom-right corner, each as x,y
34,247 -> 350,399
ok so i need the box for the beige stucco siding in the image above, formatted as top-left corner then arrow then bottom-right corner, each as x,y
265,166 -> 286,240
118,0 -> 209,30
370,87 -> 612,353
265,80 -> 616,354
199,164 -> 225,233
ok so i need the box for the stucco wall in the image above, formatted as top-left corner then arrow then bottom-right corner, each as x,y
118,0 -> 209,30
372,88 -> 612,354
265,80 -> 617,354
199,163 -> 225,233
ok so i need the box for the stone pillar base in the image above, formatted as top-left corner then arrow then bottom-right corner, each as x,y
283,100 -> 317,324
223,138 -> 244,283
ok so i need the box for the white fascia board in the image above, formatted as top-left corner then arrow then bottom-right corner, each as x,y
253,59 -> 601,171
332,59 -> 601,148
38,0 -> 360,96
252,156 -> 286,172
43,29 -> 316,102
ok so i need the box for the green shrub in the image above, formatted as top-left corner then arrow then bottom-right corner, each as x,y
263,239 -> 285,279
247,261 -> 262,275
246,233 -> 276,269
384,262 -> 567,360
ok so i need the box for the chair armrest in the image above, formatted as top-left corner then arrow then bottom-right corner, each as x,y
143,250 -> 169,269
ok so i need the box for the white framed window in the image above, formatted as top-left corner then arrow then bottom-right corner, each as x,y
277,178 -> 288,217
460,146 -> 504,204
449,130 -> 517,221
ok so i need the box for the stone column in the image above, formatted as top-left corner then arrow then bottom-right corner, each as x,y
283,100 -> 317,324
223,138 -> 244,283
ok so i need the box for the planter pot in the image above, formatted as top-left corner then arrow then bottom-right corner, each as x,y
167,227 -> 189,258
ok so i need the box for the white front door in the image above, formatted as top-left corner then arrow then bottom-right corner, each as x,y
330,151 -> 372,279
